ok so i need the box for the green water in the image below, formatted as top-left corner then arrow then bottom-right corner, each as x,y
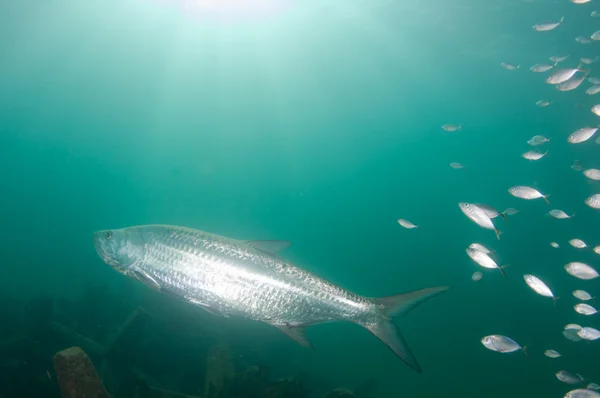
1,0 -> 600,397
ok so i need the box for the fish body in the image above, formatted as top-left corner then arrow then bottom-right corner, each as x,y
569,128 -> 598,144
564,324 -> 584,342
93,225 -> 449,373
449,162 -> 466,169
522,150 -> 547,160
398,219 -> 418,229
583,169 -> 600,180
575,303 -> 597,315
578,327 -> 600,341
547,68 -> 580,84
573,290 -> 593,301
500,62 -> 519,70
466,248 -> 506,277
544,349 -> 561,358
481,335 -> 524,353
531,64 -> 555,72
586,85 -> 600,95
533,17 -> 564,31
459,203 -> 501,239
558,370 -> 586,385
565,389 -> 600,398
565,262 -> 599,280
550,209 -> 573,219
508,186 -> 549,203
442,124 -> 461,132
523,274 -> 556,306
569,239 -> 587,249
557,76 -> 586,91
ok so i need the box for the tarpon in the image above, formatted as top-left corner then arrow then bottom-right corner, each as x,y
93,224 -> 449,373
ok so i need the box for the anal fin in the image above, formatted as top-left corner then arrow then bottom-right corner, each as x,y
273,324 -> 313,349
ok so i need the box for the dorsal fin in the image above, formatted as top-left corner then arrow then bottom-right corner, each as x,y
247,240 -> 292,254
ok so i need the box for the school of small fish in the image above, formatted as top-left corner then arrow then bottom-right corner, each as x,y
408,5 -> 600,396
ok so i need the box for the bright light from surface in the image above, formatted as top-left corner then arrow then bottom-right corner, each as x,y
155,0 -> 295,21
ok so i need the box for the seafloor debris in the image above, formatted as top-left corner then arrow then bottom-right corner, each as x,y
53,346 -> 109,398
322,389 -> 356,398
0,287 -> 372,398
204,345 -> 235,398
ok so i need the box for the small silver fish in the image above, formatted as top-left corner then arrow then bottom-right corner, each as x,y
593,31 -> 600,41
565,262 -> 599,280
569,127 -> 598,144
557,76 -> 587,91
536,100 -> 552,107
592,11 -> 600,17
564,324 -> 584,342
578,327 -> 600,341
459,203 -> 501,239
594,246 -> 600,255
544,349 -> 561,358
508,186 -> 550,203
522,150 -> 547,160
502,208 -> 519,216
530,64 -> 555,72
583,169 -> 600,180
585,194 -> 600,209
575,303 -> 597,315
449,162 -> 466,169
557,370 -> 586,385
581,57 -> 598,65
547,68 -> 581,84
572,0 -> 591,3
592,105 -> 600,116
501,62 -> 519,70
481,335 -> 525,354
551,55 -> 570,63
528,135 -> 550,146
472,271 -> 483,282
549,209 -> 574,219
466,248 -> 506,277
397,219 -> 418,229
551,242 -> 560,248
442,124 -> 461,132
586,85 -> 600,95
569,239 -> 587,249
524,274 -> 557,306
576,36 -> 592,44
533,17 -> 564,31
573,290 -> 593,301
565,389 -> 600,398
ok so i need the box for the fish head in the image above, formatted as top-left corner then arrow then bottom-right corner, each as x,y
93,228 -> 145,272
481,335 -> 494,349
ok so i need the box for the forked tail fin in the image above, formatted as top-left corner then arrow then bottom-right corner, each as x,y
360,286 -> 450,373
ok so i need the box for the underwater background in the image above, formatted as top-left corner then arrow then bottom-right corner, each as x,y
1,0 -> 600,397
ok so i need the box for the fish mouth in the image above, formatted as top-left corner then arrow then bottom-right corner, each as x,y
93,231 -> 118,268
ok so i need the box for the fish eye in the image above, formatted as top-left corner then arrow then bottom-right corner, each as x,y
104,231 -> 113,240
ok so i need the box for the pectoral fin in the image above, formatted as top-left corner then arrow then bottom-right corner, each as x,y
273,324 -> 313,349
132,270 -> 161,291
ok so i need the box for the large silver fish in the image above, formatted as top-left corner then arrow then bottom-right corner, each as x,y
93,224 -> 449,373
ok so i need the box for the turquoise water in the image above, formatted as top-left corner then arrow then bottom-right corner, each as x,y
1,0 -> 600,397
